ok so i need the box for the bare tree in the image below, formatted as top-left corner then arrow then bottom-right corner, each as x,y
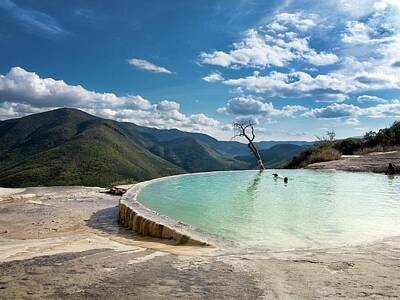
326,130 -> 336,142
316,130 -> 336,143
233,121 -> 265,171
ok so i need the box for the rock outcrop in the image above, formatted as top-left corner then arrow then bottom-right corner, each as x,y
306,151 -> 400,173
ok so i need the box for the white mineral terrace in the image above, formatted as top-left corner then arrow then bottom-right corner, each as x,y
118,174 -> 221,247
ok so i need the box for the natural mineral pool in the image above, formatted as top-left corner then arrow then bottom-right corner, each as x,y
137,170 -> 400,250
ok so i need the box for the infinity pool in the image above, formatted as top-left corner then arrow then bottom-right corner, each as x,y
137,170 -> 400,250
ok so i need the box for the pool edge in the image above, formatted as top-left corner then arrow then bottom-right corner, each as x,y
118,173 -> 224,247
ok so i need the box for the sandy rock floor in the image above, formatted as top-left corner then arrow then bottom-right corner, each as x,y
0,186 -> 400,299
306,151 -> 400,173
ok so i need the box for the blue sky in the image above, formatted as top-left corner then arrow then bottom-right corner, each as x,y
1,0 -> 400,141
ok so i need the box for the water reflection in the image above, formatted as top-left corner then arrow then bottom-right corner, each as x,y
246,171 -> 263,200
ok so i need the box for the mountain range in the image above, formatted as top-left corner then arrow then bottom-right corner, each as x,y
0,108 -> 310,187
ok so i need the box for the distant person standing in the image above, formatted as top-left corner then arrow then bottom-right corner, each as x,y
385,163 -> 396,175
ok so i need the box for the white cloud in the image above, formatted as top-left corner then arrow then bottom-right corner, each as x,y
341,21 -> 397,45
156,100 -> 180,112
190,113 -> 219,127
202,72 -> 224,82
315,93 -> 349,103
341,21 -> 371,44
0,102 -> 46,120
127,58 -> 173,74
200,29 -> 296,68
362,100 -> 400,118
223,71 -> 351,100
305,103 -> 360,118
0,67 -> 153,110
357,95 -> 387,103
222,50 -> 400,100
306,52 -> 339,66
305,100 -> 400,119
217,95 -> 307,117
200,24 -> 338,69
335,0 -> 400,20
200,0 -> 400,106
0,67 -> 227,136
273,12 -> 316,32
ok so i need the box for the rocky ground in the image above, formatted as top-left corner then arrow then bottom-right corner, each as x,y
306,151 -> 400,173
1,186 -> 400,299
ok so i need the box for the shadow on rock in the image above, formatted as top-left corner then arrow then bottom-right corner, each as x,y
86,206 -> 131,236
86,206 -> 183,246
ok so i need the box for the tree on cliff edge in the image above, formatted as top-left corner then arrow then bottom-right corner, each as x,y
233,121 -> 265,171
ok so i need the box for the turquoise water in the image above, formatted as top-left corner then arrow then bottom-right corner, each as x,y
137,170 -> 400,250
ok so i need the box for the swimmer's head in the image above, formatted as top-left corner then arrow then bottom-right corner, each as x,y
284,177 -> 288,183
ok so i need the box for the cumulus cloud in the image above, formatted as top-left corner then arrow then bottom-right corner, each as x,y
200,0 -> 400,108
271,12 -> 316,32
335,0 -> 400,21
0,102 -> 46,120
199,19 -> 337,69
306,52 -> 339,66
222,52 -> 400,100
305,103 -> 359,118
341,21 -> 372,44
202,72 -> 224,82
223,71 -> 352,100
127,58 -> 173,74
199,29 -> 296,68
0,67 -> 225,136
217,95 -> 307,118
0,67 -> 153,110
190,113 -> 219,127
362,100 -> 400,118
341,21 -> 397,45
305,100 -> 400,119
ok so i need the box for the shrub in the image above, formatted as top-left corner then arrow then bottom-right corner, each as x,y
306,148 -> 341,164
333,138 -> 362,155
354,145 -> 400,155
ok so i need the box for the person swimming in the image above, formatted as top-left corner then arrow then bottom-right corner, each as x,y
272,173 -> 288,183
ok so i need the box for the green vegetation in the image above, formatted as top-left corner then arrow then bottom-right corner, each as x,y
236,144 -> 307,168
1,108 -> 350,187
150,137 -> 248,172
286,121 -> 400,168
0,108 -> 248,187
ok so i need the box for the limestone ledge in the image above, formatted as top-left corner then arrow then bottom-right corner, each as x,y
118,176 -> 212,246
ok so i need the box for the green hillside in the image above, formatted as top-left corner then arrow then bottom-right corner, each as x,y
0,108 -> 248,187
150,137 -> 249,172
235,144 -> 306,168
125,122 -> 313,157
0,109 -> 185,187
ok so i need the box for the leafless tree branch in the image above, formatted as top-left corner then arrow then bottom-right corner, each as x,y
232,121 -> 265,171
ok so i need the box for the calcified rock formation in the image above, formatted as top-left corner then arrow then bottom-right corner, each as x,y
233,121 -> 265,171
118,178 -> 211,246
118,203 -> 206,245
